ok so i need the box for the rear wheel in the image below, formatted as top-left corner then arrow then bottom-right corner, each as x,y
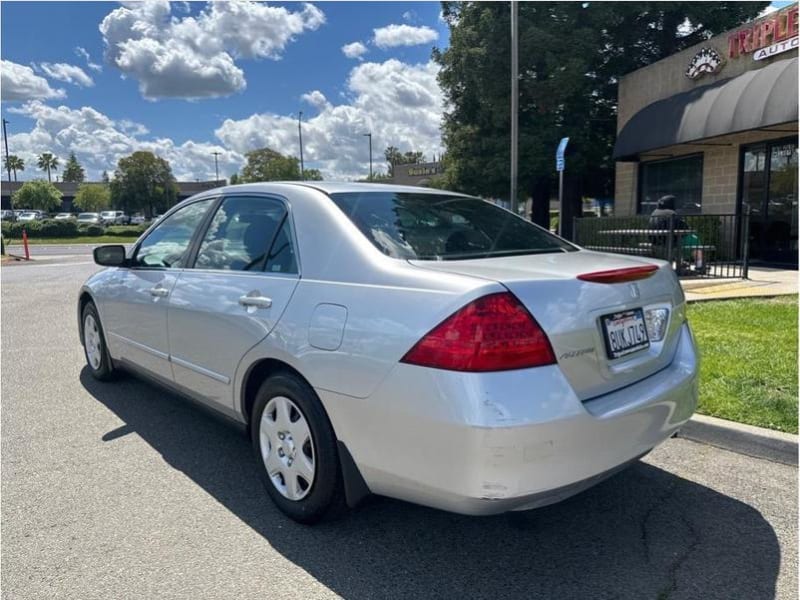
251,373 -> 344,523
82,302 -> 115,381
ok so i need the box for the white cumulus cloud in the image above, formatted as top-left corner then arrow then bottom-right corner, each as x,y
6,100 -> 243,182
99,0 -> 325,100
373,24 -> 438,49
341,41 -> 368,60
38,63 -> 95,87
1,60 -> 66,102
215,59 -> 444,180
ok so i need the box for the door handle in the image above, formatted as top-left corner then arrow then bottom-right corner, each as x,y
239,293 -> 272,309
149,285 -> 169,298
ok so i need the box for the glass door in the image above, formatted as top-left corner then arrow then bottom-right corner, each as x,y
741,139 -> 798,266
765,142 -> 798,264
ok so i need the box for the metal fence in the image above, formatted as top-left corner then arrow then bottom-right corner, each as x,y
573,213 -> 749,279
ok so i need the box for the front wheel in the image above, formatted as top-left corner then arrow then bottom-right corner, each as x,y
250,373 -> 344,523
82,302 -> 115,381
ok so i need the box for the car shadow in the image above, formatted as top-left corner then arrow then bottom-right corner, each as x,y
80,368 -> 782,600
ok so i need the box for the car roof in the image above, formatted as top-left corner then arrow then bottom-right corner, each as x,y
194,181 -> 473,198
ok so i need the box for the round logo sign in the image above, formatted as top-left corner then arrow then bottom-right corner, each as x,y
686,47 -> 724,79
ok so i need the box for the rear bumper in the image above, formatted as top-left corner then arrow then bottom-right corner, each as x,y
323,322 -> 698,515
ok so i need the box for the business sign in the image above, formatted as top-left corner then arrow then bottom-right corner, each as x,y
728,4 -> 799,59
556,137 -> 569,172
685,47 -> 724,79
754,35 -> 799,60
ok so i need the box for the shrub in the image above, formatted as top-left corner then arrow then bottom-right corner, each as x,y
105,224 -> 148,237
76,223 -> 105,237
39,219 -> 79,238
9,220 -> 43,237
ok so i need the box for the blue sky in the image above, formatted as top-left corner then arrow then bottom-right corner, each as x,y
0,1 -> 789,182
1,1 -> 448,180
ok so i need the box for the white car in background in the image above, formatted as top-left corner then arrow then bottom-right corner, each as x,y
78,182 -> 698,524
17,210 -> 47,222
77,212 -> 102,225
100,210 -> 129,225
55,212 -> 76,220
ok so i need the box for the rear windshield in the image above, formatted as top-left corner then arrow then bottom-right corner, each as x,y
329,192 -> 575,260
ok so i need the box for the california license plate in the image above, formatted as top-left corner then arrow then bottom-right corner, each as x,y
601,309 -> 649,359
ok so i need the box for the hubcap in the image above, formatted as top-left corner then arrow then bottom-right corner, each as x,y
259,396 -> 315,501
84,314 -> 102,370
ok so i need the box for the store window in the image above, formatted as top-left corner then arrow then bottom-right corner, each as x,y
638,155 -> 703,214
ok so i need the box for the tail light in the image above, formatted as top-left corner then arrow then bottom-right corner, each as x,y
400,292 -> 556,372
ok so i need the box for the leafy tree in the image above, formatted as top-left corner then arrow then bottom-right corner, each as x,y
101,170 -> 110,183
303,168 -> 323,181
435,1 -> 768,227
3,155 -> 24,181
74,183 -> 111,212
229,172 -> 240,184
62,152 -> 86,183
384,146 -> 426,176
12,179 -> 62,211
110,151 -> 177,217
36,153 -> 59,182
240,148 -> 303,182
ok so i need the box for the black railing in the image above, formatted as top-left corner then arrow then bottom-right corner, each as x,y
573,213 -> 749,279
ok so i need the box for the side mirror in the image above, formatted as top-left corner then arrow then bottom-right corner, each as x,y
93,245 -> 128,267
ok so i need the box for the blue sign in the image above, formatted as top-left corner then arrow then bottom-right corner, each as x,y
556,137 -> 569,172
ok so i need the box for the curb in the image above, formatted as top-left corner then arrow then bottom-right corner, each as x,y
685,292 -> 797,303
678,414 -> 798,466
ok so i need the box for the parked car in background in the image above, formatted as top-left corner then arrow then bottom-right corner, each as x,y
79,182 -> 698,524
55,212 -> 76,220
18,210 -> 47,222
130,213 -> 147,225
77,212 -> 102,225
0,209 -> 16,221
100,210 -> 130,225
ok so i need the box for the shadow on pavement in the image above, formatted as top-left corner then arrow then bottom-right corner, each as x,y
81,368 -> 781,600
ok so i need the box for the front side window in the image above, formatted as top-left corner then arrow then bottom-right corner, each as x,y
329,192 -> 574,260
639,155 -> 703,214
132,199 -> 213,268
194,196 -> 287,271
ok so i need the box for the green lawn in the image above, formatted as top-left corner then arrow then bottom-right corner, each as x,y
689,296 -> 798,433
4,236 -> 138,246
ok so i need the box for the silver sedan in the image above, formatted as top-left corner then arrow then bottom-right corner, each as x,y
78,182 -> 698,523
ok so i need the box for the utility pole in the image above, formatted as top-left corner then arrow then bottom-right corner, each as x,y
363,132 -> 372,181
298,111 -> 305,181
510,0 -> 519,215
2,119 -> 11,184
211,151 -> 221,183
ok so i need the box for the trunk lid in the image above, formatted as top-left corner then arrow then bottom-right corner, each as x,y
409,250 -> 686,400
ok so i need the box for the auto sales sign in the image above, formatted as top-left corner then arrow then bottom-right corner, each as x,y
728,5 -> 799,61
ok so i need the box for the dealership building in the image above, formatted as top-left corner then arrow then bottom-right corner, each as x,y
613,5 -> 798,266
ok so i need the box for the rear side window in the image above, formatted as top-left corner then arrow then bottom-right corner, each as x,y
329,192 -> 575,260
194,196 -> 286,272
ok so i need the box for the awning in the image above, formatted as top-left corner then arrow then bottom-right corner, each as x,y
613,57 -> 798,161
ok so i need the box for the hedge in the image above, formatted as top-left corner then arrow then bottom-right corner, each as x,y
1,220 -> 147,239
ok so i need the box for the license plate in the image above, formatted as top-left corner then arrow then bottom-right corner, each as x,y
601,309 -> 649,359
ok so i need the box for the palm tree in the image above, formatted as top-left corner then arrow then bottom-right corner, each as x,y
37,153 -> 59,182
3,155 -> 24,181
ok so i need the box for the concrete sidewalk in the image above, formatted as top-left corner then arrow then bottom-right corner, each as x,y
682,267 -> 797,302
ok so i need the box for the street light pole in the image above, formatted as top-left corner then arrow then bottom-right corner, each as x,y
2,119 -> 11,183
211,151 -> 221,183
510,0 -> 519,215
363,132 -> 372,180
298,111 -> 305,181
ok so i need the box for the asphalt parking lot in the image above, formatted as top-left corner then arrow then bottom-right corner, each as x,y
2,257 -> 797,600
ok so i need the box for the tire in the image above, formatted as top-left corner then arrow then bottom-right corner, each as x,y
250,373 -> 345,524
82,302 -> 115,381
